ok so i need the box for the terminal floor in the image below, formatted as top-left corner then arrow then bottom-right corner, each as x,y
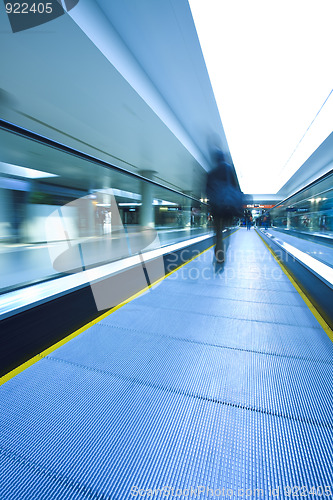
1,229 -> 332,499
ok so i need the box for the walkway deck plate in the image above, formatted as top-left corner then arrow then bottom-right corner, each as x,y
0,229 -> 332,498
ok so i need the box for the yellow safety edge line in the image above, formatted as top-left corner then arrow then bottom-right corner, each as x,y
0,229 -> 238,386
256,229 -> 333,342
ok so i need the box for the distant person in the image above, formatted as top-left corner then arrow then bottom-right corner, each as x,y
263,212 -> 270,230
245,210 -> 252,230
206,150 -> 243,263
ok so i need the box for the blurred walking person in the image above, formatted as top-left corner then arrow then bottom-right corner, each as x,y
206,150 -> 243,263
263,211 -> 270,230
245,210 -> 252,230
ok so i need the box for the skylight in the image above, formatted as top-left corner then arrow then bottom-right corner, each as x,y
189,0 -> 333,194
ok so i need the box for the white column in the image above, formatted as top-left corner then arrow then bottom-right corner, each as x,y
0,188 -> 12,241
182,191 -> 192,227
139,170 -> 156,228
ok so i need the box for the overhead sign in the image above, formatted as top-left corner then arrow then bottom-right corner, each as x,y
246,204 -> 275,209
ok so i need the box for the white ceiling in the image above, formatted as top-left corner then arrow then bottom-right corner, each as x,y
0,0 -> 231,199
189,0 -> 333,194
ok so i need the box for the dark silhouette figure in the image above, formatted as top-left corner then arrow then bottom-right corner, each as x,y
206,151 -> 243,263
244,209 -> 252,230
263,211 -> 270,230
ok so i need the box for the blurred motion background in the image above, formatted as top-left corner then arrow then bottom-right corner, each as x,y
0,125 -> 215,292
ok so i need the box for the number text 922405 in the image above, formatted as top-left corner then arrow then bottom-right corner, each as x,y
5,3 -> 53,15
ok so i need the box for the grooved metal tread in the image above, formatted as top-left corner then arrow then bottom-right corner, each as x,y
0,229 -> 332,499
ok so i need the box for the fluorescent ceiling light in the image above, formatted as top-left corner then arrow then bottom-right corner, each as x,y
153,199 -> 177,206
97,188 -> 141,200
118,202 -> 142,206
0,162 -> 58,179
119,200 -> 178,206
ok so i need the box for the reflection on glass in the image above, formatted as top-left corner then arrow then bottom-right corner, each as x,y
268,173 -> 333,236
0,127 -> 211,292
